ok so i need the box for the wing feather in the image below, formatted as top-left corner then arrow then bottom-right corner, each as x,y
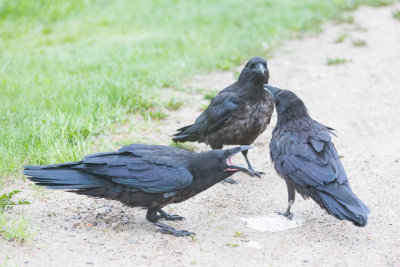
74,145 -> 193,193
271,121 -> 348,188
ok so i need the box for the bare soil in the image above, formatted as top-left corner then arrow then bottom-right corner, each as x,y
1,4 -> 400,266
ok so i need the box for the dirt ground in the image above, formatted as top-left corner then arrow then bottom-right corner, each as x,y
1,4 -> 400,266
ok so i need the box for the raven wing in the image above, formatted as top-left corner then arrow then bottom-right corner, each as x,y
76,144 -> 193,193
271,121 -> 347,188
199,90 -> 243,134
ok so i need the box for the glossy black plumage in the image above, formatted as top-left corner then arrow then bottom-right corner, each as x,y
264,84 -> 370,227
24,144 -> 251,236
173,57 -> 274,177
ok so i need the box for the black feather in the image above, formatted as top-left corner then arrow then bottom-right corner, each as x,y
24,144 -> 251,234
173,57 -> 273,148
266,85 -> 370,227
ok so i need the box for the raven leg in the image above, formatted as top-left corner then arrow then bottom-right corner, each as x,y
157,209 -> 185,221
154,222 -> 195,237
241,150 -> 263,178
147,209 -> 193,237
146,209 -> 159,222
277,182 -> 295,220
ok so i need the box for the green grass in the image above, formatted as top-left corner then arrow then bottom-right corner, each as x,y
226,242 -> 239,247
326,57 -> 348,65
334,33 -> 349,43
166,98 -> 184,111
0,190 -> 30,211
234,230 -> 244,237
0,190 -> 34,243
366,0 -> 395,6
336,15 -> 355,23
352,39 -> 367,46
0,0 -> 396,177
169,141 -> 197,152
393,10 -> 400,20
0,214 -> 35,243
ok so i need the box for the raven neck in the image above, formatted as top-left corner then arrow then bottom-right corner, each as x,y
277,106 -> 311,127
188,155 -> 232,189
236,78 -> 267,99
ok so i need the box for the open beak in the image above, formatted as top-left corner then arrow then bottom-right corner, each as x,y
263,84 -> 280,101
253,63 -> 266,75
224,146 -> 253,175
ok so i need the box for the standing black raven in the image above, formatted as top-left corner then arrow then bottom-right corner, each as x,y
24,144 -> 252,236
173,57 -> 274,182
264,84 -> 370,227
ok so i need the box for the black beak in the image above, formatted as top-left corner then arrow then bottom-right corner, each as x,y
225,145 -> 252,157
225,146 -> 253,175
253,63 -> 266,75
263,84 -> 280,101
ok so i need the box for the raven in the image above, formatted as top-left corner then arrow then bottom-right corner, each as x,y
24,144 -> 252,236
173,57 -> 274,182
264,84 -> 369,227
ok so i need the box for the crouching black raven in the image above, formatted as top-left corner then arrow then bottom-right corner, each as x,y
173,57 -> 274,183
24,144 -> 252,236
264,84 -> 369,227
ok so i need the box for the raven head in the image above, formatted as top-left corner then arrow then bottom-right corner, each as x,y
264,84 -> 309,122
239,57 -> 269,84
196,146 -> 253,177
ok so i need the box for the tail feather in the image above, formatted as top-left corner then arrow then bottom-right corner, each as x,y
309,183 -> 369,227
172,124 -> 201,142
24,163 -> 114,190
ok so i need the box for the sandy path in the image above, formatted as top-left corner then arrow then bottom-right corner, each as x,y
1,4 -> 400,266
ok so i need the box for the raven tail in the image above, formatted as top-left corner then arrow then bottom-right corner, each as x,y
309,183 -> 370,227
172,124 -> 201,142
24,162 -> 113,190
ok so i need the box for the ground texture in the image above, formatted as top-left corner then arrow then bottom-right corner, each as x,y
1,4 -> 400,266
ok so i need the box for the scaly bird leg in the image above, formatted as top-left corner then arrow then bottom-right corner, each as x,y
157,209 -> 185,221
153,222 -> 195,237
277,201 -> 294,220
241,150 -> 264,178
277,182 -> 295,220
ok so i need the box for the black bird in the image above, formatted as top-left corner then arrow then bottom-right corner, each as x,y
24,144 -> 252,236
264,84 -> 369,227
173,57 -> 274,182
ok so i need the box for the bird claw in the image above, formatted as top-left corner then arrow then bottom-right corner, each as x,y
276,211 -> 294,220
154,222 -> 195,237
248,169 -> 264,178
158,210 -> 185,221
156,228 -> 195,237
222,178 -> 237,184
164,214 -> 185,221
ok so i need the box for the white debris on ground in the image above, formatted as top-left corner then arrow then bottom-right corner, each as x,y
246,241 -> 263,249
240,213 -> 303,232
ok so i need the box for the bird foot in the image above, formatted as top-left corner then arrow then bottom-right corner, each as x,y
158,210 -> 185,221
276,211 -> 294,220
222,178 -> 237,184
154,222 -> 195,237
248,168 -> 264,178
